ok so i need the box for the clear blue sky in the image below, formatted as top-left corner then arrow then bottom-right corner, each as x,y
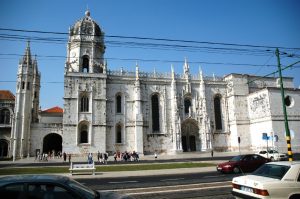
1,0 -> 299,109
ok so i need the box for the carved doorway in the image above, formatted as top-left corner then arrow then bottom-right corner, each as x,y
43,133 -> 62,155
181,119 -> 199,152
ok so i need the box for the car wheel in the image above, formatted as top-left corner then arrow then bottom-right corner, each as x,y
289,194 -> 300,199
233,166 -> 240,174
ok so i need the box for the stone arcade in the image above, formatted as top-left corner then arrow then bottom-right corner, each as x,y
0,11 -> 299,159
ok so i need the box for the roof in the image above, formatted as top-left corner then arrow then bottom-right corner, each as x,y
0,90 -> 15,100
41,106 -> 63,113
0,174 -> 70,186
266,161 -> 300,166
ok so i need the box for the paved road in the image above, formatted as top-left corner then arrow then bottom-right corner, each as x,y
76,170 -> 239,199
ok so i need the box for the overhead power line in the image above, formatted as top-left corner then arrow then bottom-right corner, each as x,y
1,27 -> 300,51
0,52 -> 280,67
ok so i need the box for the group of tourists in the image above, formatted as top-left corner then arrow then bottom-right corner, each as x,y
85,150 -> 141,164
96,151 -> 109,164
35,150 -> 63,162
35,150 -> 145,164
63,152 -> 72,163
115,151 -> 140,162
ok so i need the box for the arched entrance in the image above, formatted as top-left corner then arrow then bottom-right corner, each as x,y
0,139 -> 8,158
43,133 -> 62,155
181,119 -> 200,152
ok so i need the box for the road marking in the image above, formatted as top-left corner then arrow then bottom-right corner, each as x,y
127,184 -> 232,195
108,180 -> 138,184
160,178 -> 184,182
203,175 -> 225,178
98,183 -> 232,195
102,180 -> 232,192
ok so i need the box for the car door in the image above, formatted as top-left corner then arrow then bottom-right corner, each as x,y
251,155 -> 266,171
28,183 -> 80,199
239,155 -> 253,172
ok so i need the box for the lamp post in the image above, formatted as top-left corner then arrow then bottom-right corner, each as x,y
275,48 -> 293,161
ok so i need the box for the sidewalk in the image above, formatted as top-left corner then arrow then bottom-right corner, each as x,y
0,151 -> 241,165
0,151 -> 242,179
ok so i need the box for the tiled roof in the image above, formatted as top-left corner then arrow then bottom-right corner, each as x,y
42,106 -> 63,113
0,90 -> 15,100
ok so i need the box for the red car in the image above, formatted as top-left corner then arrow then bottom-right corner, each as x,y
216,154 -> 270,173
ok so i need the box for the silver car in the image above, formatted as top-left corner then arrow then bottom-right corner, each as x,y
0,174 -> 133,199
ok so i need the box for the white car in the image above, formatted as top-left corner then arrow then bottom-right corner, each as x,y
232,161 -> 300,199
256,149 -> 288,161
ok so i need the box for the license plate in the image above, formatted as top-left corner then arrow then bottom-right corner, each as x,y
241,186 -> 253,193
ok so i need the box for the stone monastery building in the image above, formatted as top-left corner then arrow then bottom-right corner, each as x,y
0,11 -> 299,159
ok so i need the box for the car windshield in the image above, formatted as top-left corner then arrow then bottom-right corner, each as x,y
252,164 -> 290,180
67,178 -> 98,199
268,150 -> 278,153
229,155 -> 243,162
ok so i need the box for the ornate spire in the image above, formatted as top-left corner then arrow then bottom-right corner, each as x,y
22,41 -> 32,65
171,64 -> 175,80
85,7 -> 90,17
103,59 -> 107,74
199,66 -> 203,82
135,62 -> 139,81
183,58 -> 190,78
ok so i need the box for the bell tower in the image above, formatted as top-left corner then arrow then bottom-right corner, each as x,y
65,10 -> 106,74
11,41 -> 40,160
63,10 -> 107,155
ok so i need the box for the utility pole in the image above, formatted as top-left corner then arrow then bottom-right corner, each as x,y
275,48 -> 293,161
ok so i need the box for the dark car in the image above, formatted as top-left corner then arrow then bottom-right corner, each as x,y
0,174 -> 133,199
216,154 -> 270,173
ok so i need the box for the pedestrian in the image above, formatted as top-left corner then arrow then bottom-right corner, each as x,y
99,152 -> 103,164
113,152 -> 117,162
136,152 -> 139,161
63,152 -> 67,162
68,154 -> 71,163
35,151 -> 39,161
104,152 -> 108,164
211,149 -> 214,157
88,153 -> 93,164
97,151 -> 100,162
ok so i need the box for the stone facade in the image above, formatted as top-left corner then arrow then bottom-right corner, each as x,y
1,11 -> 299,159
0,90 -> 15,158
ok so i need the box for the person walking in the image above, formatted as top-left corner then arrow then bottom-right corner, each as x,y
97,151 -> 101,162
68,154 -> 71,163
113,152 -> 117,162
211,149 -> 214,157
88,153 -> 93,164
63,152 -> 67,162
104,152 -> 108,164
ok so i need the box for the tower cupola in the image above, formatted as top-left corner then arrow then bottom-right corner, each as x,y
66,10 -> 106,73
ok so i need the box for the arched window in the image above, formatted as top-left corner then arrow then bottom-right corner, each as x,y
79,124 -> 88,143
80,94 -> 89,112
151,94 -> 160,132
116,124 -> 122,143
214,95 -> 222,130
184,98 -> 191,114
82,55 -> 89,73
99,67 -> 103,73
0,109 -> 10,124
116,95 -> 122,113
